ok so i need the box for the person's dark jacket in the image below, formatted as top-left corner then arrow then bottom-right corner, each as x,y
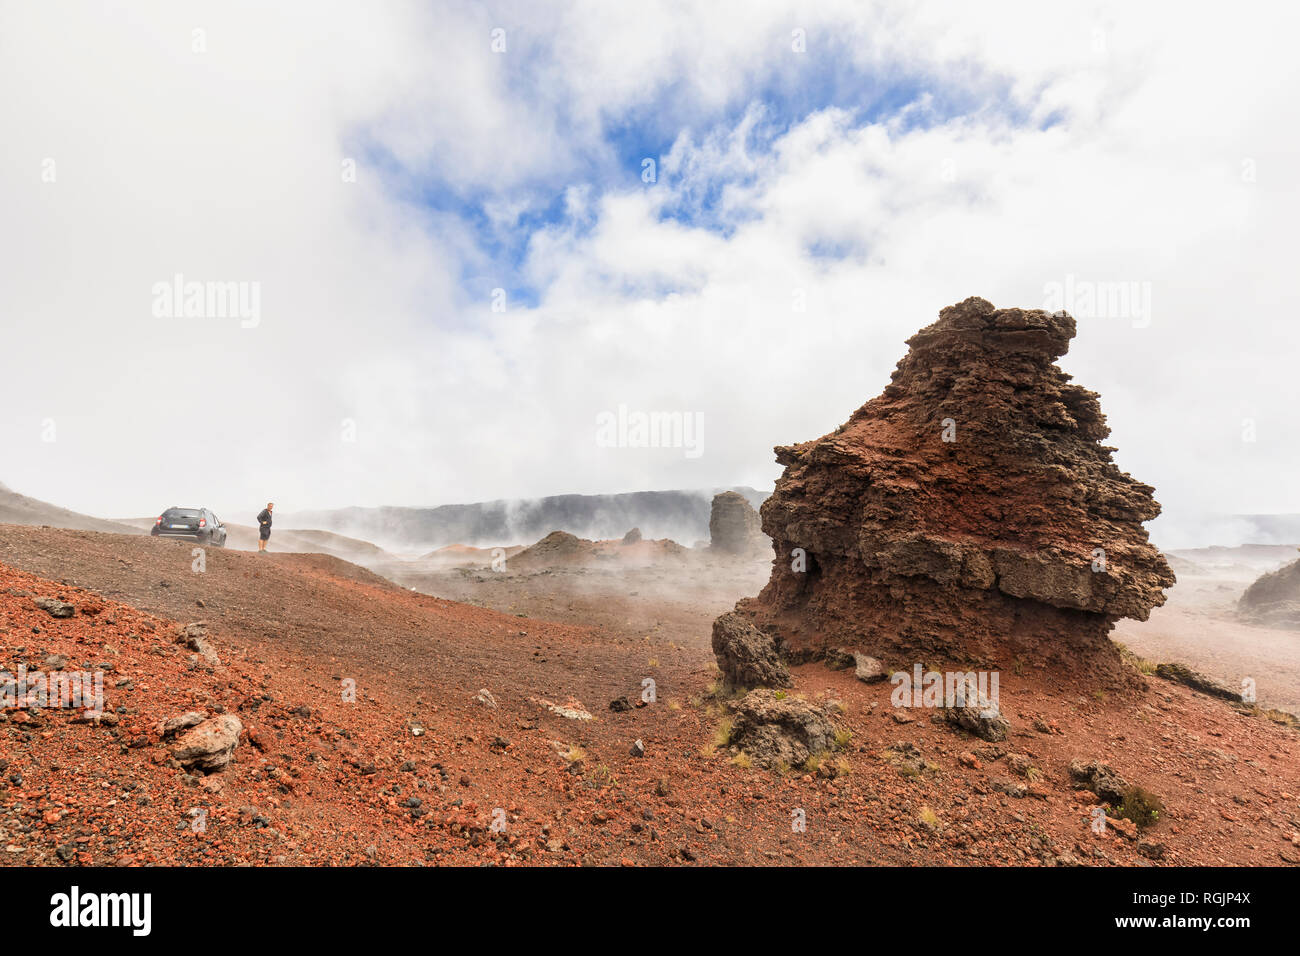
257,509 -> 272,538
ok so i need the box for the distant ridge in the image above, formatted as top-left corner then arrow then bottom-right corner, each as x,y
1149,511 -> 1300,549
0,481 -> 140,535
292,487 -> 769,551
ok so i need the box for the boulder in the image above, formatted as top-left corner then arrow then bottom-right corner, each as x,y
729,689 -> 837,769
708,492 -> 766,556
942,672 -> 1011,741
711,611 -> 791,689
824,648 -> 855,670
33,597 -> 75,618
825,648 -> 884,683
170,715 -> 243,772
1069,759 -> 1130,804
853,653 -> 885,684
158,711 -> 208,738
176,622 -> 220,666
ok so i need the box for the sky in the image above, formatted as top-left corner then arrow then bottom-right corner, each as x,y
1,0 -> 1297,547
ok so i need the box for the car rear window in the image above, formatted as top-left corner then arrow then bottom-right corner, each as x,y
164,508 -> 202,518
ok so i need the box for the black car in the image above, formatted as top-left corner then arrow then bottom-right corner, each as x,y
151,507 -> 228,547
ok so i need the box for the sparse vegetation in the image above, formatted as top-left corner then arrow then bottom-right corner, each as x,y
1115,641 -> 1157,675
1246,705 -> 1300,729
834,728 -> 853,750
731,751 -> 752,770
1115,785 -> 1163,829
713,718 -> 734,747
705,680 -> 743,703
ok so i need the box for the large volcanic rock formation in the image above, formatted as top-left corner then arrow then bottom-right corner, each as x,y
715,297 -> 1175,687
709,491 -> 766,556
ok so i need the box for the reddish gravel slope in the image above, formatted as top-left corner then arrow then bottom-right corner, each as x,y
1,525 -> 1298,866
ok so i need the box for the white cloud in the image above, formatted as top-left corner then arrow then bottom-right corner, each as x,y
1,0 -> 1296,545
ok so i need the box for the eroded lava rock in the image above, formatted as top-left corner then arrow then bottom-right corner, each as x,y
715,297 -> 1175,686
712,611 -> 791,688
170,714 -> 243,772
728,689 -> 837,769
709,491 -> 766,556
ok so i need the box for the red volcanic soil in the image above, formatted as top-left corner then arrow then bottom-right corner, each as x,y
1,525 -> 1298,866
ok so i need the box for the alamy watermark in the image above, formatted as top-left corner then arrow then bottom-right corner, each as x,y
49,885 -> 150,936
1042,275 -> 1151,328
2,665 -> 104,718
152,273 -> 261,328
596,404 -> 703,459
891,664 -> 1000,718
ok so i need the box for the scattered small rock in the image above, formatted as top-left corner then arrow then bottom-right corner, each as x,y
158,711 -> 208,738
33,597 -> 75,619
1138,838 -> 1166,860
992,777 -> 1028,798
942,673 -> 1010,742
1069,759 -> 1130,804
170,715 -> 243,772
175,622 -> 220,667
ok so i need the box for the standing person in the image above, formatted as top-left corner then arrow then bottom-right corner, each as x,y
257,502 -> 274,552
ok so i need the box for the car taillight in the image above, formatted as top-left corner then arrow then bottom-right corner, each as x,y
199,518 -> 207,527
155,516 -> 162,525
